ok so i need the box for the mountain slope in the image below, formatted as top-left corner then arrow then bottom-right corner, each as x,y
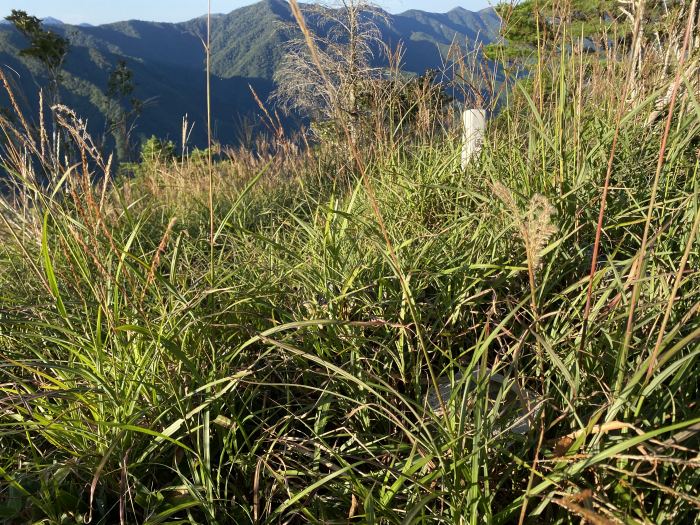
0,1 -> 500,150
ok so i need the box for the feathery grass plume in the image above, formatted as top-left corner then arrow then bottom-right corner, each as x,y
273,0 -> 386,145
141,216 -> 177,302
491,181 -> 557,270
523,194 -> 557,269
490,184 -> 556,525
491,180 -> 557,322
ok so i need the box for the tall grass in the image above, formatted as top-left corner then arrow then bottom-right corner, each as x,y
0,3 -> 699,524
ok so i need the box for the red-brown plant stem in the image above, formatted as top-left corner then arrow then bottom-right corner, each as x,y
627,0 -> 697,385
579,2 -> 644,353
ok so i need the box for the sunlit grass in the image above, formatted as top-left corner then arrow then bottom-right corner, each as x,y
1,13 -> 699,525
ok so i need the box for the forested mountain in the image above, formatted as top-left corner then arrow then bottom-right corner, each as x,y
0,0 -> 499,148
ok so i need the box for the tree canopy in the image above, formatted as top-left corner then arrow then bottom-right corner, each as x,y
5,9 -> 69,102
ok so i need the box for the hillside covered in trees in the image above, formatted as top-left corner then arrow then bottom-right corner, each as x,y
0,0 -> 499,153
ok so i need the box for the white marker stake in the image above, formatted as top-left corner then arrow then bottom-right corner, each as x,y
461,109 -> 486,169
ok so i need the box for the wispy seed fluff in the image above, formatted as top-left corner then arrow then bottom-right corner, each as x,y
491,181 -> 557,269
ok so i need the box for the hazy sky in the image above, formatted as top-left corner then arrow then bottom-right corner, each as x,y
2,1 -> 493,26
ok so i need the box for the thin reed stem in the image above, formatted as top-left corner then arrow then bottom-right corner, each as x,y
618,0 -> 697,395
207,0 -> 214,282
645,158 -> 700,381
580,1 -> 645,354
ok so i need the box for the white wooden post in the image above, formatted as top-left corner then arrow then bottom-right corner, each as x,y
461,109 -> 486,169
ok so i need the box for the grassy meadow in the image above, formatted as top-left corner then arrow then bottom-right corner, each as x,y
0,2 -> 699,523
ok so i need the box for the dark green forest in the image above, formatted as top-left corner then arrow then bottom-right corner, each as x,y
0,0 -> 499,151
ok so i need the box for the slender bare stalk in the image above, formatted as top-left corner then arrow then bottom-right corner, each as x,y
579,2 -> 645,353
207,0 -> 214,282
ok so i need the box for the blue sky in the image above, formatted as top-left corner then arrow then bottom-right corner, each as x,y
2,1 -> 493,26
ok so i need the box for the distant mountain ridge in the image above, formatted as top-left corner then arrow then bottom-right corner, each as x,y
40,17 -> 65,26
0,0 -> 500,149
